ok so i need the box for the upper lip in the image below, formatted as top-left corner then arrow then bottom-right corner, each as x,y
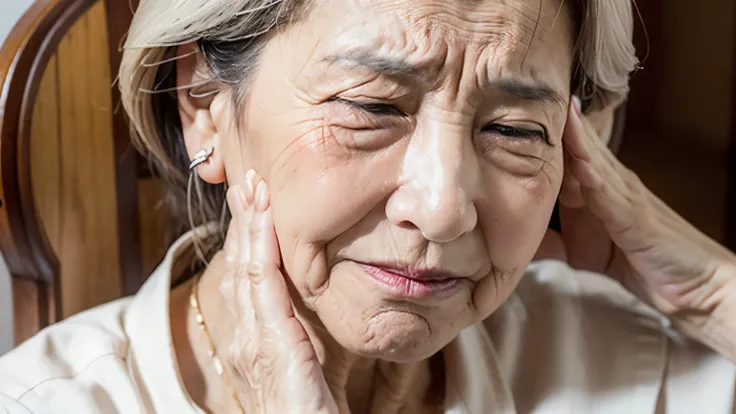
357,262 -> 464,281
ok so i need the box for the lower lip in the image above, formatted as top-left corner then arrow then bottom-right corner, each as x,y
359,264 -> 460,298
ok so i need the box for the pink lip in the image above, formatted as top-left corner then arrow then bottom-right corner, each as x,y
357,263 -> 461,298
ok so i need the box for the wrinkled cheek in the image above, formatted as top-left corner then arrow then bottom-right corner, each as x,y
269,184 -> 331,301
472,176 -> 558,311
471,269 -> 524,319
262,133 -> 331,300
264,125 -> 402,301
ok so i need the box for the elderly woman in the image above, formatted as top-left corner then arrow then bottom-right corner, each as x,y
1,0 -> 735,412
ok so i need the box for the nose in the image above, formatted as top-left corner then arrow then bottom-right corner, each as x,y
385,122 -> 478,243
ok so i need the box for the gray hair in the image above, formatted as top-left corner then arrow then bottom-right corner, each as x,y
118,0 -> 638,260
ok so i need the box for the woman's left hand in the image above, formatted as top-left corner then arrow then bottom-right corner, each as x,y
558,97 -> 736,356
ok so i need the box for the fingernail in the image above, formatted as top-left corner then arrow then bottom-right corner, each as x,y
572,95 -> 582,114
243,173 -> 255,205
255,181 -> 269,212
245,169 -> 256,184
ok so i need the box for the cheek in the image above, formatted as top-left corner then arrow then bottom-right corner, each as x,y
471,160 -> 561,314
482,175 -> 560,267
266,121 -> 407,291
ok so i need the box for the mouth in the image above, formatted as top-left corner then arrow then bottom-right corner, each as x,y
355,262 -> 463,298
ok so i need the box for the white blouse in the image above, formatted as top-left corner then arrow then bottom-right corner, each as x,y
1,232 -> 734,413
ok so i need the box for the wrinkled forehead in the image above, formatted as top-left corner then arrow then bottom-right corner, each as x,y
354,0 -> 571,44
303,0 -> 575,82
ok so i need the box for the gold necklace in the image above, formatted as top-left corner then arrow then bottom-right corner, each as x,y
190,276 -> 246,413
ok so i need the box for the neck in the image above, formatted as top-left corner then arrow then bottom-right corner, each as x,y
172,254 -> 444,414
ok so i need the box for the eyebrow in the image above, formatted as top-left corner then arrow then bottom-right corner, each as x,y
323,52 -> 567,107
322,52 -> 422,78
489,79 -> 567,108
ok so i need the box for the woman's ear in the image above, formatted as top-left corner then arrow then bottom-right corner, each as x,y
176,42 -> 226,184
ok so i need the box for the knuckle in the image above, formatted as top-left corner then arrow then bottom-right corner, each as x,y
248,219 -> 264,238
229,342 -> 277,386
231,264 -> 250,283
622,167 -> 641,187
247,262 -> 268,285
247,262 -> 280,286
625,173 -> 647,203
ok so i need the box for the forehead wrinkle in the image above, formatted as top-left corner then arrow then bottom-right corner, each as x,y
397,0 -> 572,86
397,0 -> 561,47
405,5 -> 511,46
305,0 -> 573,107
321,52 -> 422,79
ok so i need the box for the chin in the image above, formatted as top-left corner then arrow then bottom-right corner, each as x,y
320,306 -> 462,363
348,310 -> 449,363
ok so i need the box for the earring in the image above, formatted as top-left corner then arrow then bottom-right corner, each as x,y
189,146 -> 214,170
187,145 -> 215,264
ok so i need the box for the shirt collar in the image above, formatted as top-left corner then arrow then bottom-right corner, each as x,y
124,230 -> 204,414
443,322 -> 517,414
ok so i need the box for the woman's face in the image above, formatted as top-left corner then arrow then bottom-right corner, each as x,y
221,0 -> 572,361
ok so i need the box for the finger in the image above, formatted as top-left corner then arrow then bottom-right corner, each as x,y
579,182 -> 636,236
224,195 -> 239,263
558,178 -> 585,208
572,105 -> 637,199
563,98 -> 634,214
559,149 -> 586,208
563,96 -> 626,187
223,173 -> 257,313
586,148 -> 630,196
223,185 -> 251,316
567,151 -> 603,190
568,124 -> 646,244
566,146 -> 639,237
562,96 -> 593,163
250,181 -> 280,269
236,171 -> 260,266
247,181 -> 292,329
586,128 -> 636,196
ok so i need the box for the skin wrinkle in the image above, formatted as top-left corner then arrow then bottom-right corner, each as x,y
520,0 -> 544,68
402,2 -> 515,45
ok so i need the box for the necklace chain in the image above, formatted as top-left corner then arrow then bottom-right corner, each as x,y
190,276 -> 246,414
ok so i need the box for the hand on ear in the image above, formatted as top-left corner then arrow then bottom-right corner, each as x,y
533,102 -> 617,263
582,105 -> 615,146
176,42 -> 227,184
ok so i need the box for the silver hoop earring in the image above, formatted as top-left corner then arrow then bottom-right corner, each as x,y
189,146 -> 214,170
187,146 -> 215,264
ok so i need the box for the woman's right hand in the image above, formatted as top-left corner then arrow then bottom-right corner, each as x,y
220,170 -> 338,414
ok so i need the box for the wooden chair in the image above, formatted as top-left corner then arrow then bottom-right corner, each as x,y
0,0 -> 167,346
728,5 -> 736,252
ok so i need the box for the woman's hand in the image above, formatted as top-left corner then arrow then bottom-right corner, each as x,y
220,170 -> 338,414
559,97 -> 736,358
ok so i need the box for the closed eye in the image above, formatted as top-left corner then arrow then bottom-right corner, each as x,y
483,124 -> 546,141
330,97 -> 406,117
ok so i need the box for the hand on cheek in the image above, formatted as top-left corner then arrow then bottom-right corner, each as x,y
217,170 -> 339,413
